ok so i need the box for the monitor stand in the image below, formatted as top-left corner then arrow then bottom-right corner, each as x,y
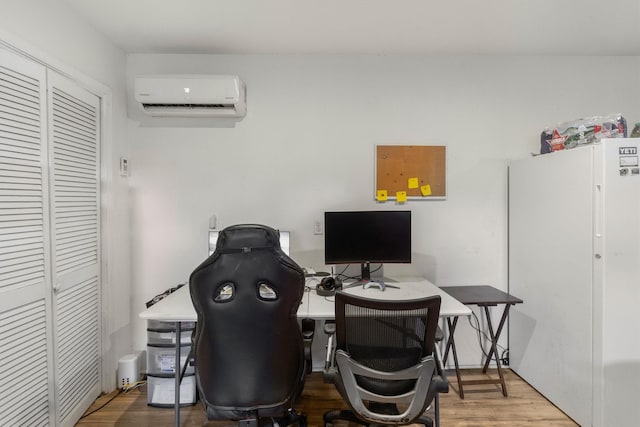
358,262 -> 387,291
341,262 -> 396,291
361,261 -> 371,282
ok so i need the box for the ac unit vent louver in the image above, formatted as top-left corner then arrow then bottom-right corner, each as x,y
134,75 -> 246,118
142,103 -> 233,109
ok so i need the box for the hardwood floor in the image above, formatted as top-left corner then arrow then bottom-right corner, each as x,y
77,369 -> 578,426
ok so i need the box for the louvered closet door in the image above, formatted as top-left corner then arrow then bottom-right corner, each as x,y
47,72 -> 101,427
0,49 -> 54,426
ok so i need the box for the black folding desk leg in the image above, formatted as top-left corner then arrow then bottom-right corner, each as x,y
442,316 -> 464,399
481,305 -> 511,397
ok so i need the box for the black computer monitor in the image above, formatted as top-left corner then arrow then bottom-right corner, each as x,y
324,210 -> 411,281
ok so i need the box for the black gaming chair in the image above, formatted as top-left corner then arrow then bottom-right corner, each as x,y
189,224 -> 311,426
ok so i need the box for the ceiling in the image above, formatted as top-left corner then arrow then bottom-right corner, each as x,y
59,0 -> 640,55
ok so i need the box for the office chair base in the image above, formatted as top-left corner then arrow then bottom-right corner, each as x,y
324,409 -> 367,426
230,412 -> 306,427
323,408 -> 433,427
277,410 -> 306,427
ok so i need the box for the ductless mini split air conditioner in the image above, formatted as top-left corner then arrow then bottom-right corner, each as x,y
134,74 -> 246,118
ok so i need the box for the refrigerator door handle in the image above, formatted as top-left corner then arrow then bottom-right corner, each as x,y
595,184 -> 603,238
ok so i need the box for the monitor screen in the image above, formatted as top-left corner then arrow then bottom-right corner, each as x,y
324,210 -> 411,279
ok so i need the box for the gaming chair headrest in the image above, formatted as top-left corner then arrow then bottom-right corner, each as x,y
215,224 -> 282,253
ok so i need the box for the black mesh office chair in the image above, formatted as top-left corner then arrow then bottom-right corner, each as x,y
323,292 -> 447,427
189,224 -> 312,426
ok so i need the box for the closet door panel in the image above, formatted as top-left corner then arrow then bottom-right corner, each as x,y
47,71 -> 101,427
0,49 -> 53,427
0,300 -> 51,427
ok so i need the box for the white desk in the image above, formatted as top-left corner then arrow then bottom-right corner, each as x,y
140,277 -> 471,323
298,277 -> 471,320
139,277 -> 471,426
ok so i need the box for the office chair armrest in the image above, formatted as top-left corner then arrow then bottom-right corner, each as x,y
301,318 -> 315,374
429,326 -> 449,407
433,325 -> 448,388
434,353 -> 448,391
323,321 -> 336,336
431,374 -> 449,394
323,321 -> 337,383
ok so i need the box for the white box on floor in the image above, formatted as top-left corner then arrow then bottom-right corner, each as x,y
117,353 -> 141,390
147,374 -> 196,407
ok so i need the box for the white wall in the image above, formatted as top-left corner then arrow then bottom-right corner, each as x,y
0,0 -> 131,389
127,54 -> 640,366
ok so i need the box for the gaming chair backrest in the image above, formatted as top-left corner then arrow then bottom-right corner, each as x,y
189,224 -> 305,419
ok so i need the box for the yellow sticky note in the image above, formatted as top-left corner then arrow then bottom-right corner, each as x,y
376,190 -> 388,202
408,177 -> 419,189
420,184 -> 432,196
396,191 -> 407,203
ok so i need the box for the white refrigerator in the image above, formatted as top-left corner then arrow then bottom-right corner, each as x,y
509,138 -> 640,427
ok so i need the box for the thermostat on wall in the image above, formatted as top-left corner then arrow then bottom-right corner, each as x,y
120,157 -> 130,177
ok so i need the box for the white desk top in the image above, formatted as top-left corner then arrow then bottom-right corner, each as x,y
298,277 -> 471,319
139,284 -> 196,322
139,276 -> 471,322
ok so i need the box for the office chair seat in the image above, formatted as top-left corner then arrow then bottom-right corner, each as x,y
348,344 -> 423,396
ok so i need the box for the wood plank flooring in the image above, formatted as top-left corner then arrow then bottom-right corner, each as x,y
77,369 -> 578,426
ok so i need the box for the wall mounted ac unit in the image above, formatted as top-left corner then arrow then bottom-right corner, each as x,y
134,75 -> 246,118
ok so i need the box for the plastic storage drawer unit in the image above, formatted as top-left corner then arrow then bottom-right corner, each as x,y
147,374 -> 196,407
147,319 -> 195,330
147,343 -> 194,375
146,318 -> 196,406
147,329 -> 193,346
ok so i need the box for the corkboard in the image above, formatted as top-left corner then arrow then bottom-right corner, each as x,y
375,145 -> 446,200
